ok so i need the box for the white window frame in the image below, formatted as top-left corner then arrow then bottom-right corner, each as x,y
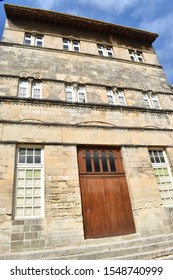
129,50 -> 136,61
65,85 -> 74,102
24,33 -> 33,45
63,38 -> 80,52
143,93 -> 160,109
136,51 -> 144,62
149,150 -> 173,207
35,34 -> 43,47
63,38 -> 71,50
151,95 -> 160,109
18,79 -> 28,98
129,49 -> 144,62
32,81 -> 42,99
97,44 -> 104,56
105,46 -> 114,57
18,79 -> 42,99
107,88 -> 126,106
14,146 -> 44,219
143,94 -> 152,108
117,90 -> 126,106
107,88 -> 115,104
65,84 -> 86,103
24,33 -> 43,47
77,86 -> 86,103
97,44 -> 114,57
73,40 -> 80,52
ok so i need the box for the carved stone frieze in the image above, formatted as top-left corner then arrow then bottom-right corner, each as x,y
19,71 -> 29,78
33,72 -> 42,79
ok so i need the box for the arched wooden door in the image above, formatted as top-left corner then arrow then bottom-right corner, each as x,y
77,146 -> 136,239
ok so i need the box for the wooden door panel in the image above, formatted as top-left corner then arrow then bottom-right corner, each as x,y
105,176 -> 135,236
80,177 -> 109,238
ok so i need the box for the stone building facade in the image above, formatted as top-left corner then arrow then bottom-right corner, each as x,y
0,4 -> 173,255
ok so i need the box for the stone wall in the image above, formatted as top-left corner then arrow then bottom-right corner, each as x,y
122,147 -> 173,236
0,144 -> 84,253
0,43 -> 170,93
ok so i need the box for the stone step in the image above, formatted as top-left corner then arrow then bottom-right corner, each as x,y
49,240 -> 173,260
112,247 -> 173,260
1,232 -> 173,260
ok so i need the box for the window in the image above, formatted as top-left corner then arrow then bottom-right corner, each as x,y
136,51 -> 143,62
24,33 -> 33,45
24,33 -> 43,46
129,49 -> 144,62
149,150 -> 173,207
84,149 -> 116,173
14,147 -> 44,219
143,93 -> 160,109
18,79 -> 42,99
73,40 -> 80,52
151,95 -> 160,109
63,38 -> 70,50
117,90 -> 126,106
63,38 -> 80,52
78,86 -> 86,103
65,84 -> 86,103
32,81 -> 42,98
97,44 -> 113,57
65,85 -> 73,102
107,88 -> 115,104
107,88 -> 126,105
18,80 -> 28,98
35,35 -> 43,46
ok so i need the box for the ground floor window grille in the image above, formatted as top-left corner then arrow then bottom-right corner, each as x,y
14,147 -> 44,219
149,150 -> 173,207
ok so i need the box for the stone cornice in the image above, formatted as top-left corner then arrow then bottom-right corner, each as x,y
1,96 -> 173,116
1,140 -> 173,149
1,120 -> 173,134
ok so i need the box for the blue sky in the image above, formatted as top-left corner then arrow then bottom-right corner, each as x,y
0,0 -> 173,85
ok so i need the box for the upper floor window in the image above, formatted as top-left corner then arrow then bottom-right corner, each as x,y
18,79 -> 42,99
143,93 -> 160,109
78,86 -> 86,103
107,88 -> 115,104
65,84 -> 86,103
63,38 -> 80,52
18,79 -> 28,98
129,49 -> 144,62
65,85 -> 73,102
24,33 -> 44,47
97,44 -> 114,57
32,81 -> 42,98
107,88 -> 126,105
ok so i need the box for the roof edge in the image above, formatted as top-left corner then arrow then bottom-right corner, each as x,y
4,4 -> 158,43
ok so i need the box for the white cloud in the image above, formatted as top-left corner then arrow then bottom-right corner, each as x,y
77,0 -> 138,13
140,13 -> 173,84
132,0 -> 162,20
139,13 -> 173,35
35,0 -> 139,13
35,0 -> 57,10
